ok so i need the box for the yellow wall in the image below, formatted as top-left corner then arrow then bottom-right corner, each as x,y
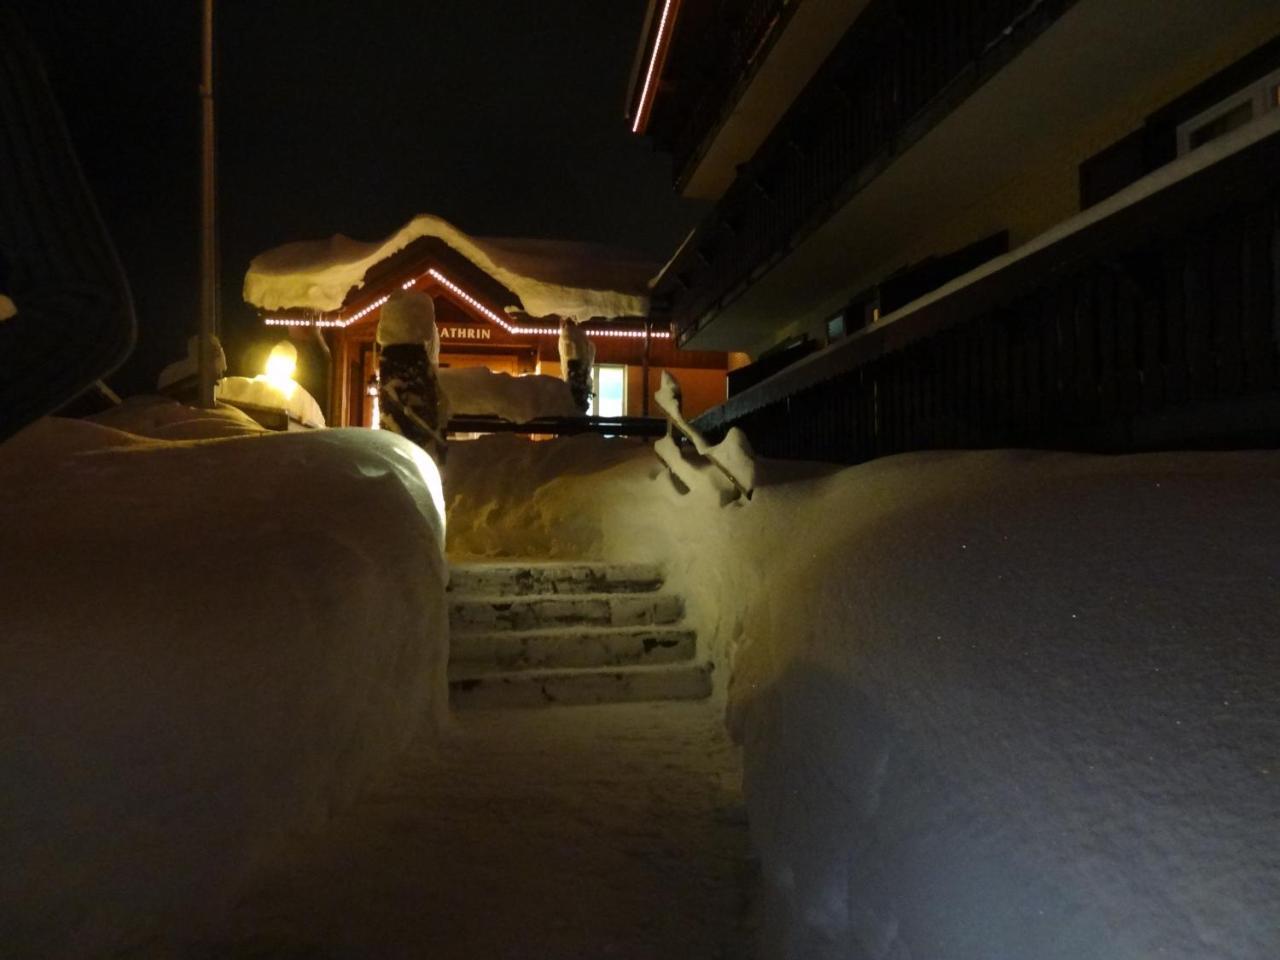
628,366 -> 727,420
771,13 -> 1280,353
537,360 -> 728,419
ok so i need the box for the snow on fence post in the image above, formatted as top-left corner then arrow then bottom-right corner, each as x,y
653,370 -> 756,504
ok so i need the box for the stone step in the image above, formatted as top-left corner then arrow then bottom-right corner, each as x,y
450,593 -> 684,634
448,562 -> 664,597
449,661 -> 714,709
450,625 -> 697,673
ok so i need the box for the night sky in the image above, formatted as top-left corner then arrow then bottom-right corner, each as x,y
8,0 -> 697,394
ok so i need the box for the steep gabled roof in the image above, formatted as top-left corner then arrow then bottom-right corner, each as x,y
244,214 -> 656,321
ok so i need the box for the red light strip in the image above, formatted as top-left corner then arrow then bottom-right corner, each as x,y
265,268 -> 669,340
632,0 -> 680,135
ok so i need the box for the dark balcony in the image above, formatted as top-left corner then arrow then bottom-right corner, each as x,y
691,126 -> 1280,463
653,0 -> 1073,348
633,0 -> 794,191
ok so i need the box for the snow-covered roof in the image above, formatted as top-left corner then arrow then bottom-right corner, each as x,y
244,214 -> 657,321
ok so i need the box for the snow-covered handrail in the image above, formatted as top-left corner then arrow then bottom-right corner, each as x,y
653,371 -> 755,504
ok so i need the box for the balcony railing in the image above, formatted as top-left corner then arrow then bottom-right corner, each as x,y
656,0 -> 793,186
689,128 -> 1280,463
657,0 -> 1072,344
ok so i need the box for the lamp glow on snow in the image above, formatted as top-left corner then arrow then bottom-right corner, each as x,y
367,373 -> 381,431
262,340 -> 299,398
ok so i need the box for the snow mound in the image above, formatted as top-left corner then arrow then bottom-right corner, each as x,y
443,437 -> 1280,959
445,434 -> 658,559
89,395 -> 267,440
157,335 -> 227,391
377,289 -> 437,348
217,376 -> 326,429
0,417 -> 449,956
441,367 -> 579,423
724,450 -> 1280,960
244,213 -> 654,320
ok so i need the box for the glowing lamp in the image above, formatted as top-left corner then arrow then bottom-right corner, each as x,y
265,340 -> 298,382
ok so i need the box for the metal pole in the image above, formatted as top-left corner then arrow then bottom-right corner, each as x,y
641,318 -> 651,417
197,0 -> 217,408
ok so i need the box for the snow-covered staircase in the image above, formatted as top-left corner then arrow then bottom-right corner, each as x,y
448,562 -> 712,708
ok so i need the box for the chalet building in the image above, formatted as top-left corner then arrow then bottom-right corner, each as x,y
245,218 -> 738,428
628,0 -> 1280,461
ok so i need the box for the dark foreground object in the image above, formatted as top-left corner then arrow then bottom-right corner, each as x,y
0,10 -> 134,442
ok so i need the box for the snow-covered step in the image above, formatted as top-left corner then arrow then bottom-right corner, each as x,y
448,562 -> 664,597
450,625 -> 697,673
450,593 -> 684,634
450,661 -> 714,709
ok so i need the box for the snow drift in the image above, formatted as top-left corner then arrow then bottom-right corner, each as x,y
0,405 -> 449,956
244,213 -> 655,320
444,435 -> 1280,960
440,367 -> 579,423
216,375 -> 326,429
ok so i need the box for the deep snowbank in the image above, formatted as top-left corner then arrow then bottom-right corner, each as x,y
440,366 -> 579,423
444,436 -> 1280,960
0,411 -> 448,956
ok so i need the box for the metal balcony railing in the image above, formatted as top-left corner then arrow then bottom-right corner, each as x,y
689,130 -> 1280,464
661,0 -> 793,185
657,0 -> 1071,344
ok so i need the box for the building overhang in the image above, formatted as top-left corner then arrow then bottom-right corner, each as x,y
680,0 -> 871,200
694,117 -> 1280,435
680,0 -> 1280,353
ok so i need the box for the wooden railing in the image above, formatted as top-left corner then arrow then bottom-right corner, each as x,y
691,131 -> 1280,462
657,0 -> 1072,343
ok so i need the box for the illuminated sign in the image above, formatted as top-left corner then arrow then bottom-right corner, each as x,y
440,326 -> 493,341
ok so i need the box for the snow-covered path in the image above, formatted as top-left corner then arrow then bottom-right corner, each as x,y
189,701 -> 752,959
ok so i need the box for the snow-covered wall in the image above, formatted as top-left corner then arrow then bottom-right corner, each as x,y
443,436 -> 1280,959
1,410 -> 449,956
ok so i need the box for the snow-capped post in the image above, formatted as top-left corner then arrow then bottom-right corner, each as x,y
653,370 -> 756,504
558,318 -> 595,414
376,291 -> 449,466
197,0 -> 219,409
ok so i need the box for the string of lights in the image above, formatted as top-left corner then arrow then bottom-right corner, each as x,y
265,267 -> 670,340
631,0 -> 680,134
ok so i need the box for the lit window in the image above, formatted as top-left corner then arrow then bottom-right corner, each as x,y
588,364 -> 627,417
1176,66 -> 1280,156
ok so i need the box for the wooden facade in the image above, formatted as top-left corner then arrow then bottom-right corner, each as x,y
263,236 -> 732,427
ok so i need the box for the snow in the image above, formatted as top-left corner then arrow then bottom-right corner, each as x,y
185,701 -> 750,957
557,315 -> 595,363
654,371 -> 756,500
443,435 -> 1280,960
217,375 -> 327,429
244,213 -> 655,320
89,395 -> 267,440
0,293 -> 15,322
376,289 -> 438,357
0,408 -> 449,957
156,334 -> 227,391
440,366 -> 579,422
